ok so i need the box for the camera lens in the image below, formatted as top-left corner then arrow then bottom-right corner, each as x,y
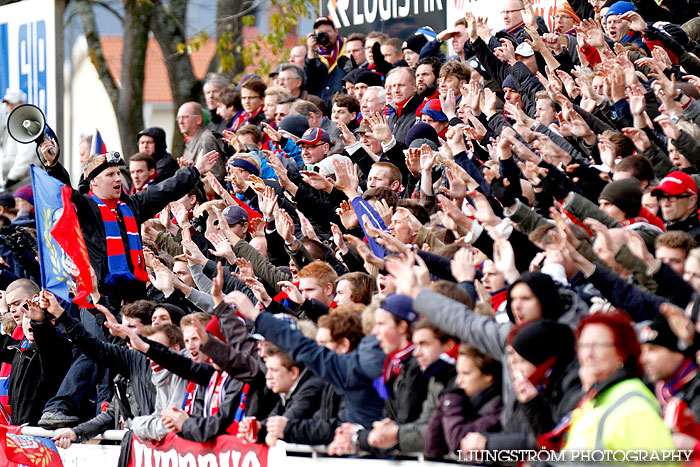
316,31 -> 331,46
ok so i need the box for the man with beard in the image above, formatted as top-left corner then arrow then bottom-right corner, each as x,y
415,58 -> 441,116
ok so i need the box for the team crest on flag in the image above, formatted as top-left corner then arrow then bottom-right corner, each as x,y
30,166 -> 93,307
0,425 -> 64,467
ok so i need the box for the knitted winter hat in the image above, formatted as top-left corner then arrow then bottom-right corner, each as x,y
599,178 -> 642,219
402,35 -> 429,54
511,320 -> 575,366
405,122 -> 439,147
555,2 -> 582,23
606,1 -> 635,21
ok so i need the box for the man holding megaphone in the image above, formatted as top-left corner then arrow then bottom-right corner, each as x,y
37,139 -> 220,305
0,90 -> 35,191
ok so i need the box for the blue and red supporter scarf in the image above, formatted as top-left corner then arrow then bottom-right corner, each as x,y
182,381 -> 197,414
19,339 -> 31,353
230,106 -> 263,132
657,358 -> 698,405
318,36 -> 345,72
89,193 -> 149,285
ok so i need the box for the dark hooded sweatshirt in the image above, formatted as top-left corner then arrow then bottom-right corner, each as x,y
137,127 -> 179,184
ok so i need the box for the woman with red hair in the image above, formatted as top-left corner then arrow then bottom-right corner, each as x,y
555,311 -> 676,460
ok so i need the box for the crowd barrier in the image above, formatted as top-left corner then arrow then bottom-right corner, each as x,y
19,427 -> 468,466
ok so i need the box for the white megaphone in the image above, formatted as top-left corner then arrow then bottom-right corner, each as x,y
7,104 -> 58,161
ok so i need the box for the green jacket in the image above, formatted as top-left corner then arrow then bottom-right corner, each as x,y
233,238 -> 291,295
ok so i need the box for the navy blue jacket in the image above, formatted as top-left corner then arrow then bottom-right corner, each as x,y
255,312 -> 385,427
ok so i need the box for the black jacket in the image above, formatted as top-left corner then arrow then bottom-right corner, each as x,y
46,162 -> 201,299
0,319 -> 72,425
667,213 -> 700,244
283,383 -> 343,445
357,354 -> 430,453
56,311 -> 155,440
256,367 -> 327,443
387,94 -> 422,145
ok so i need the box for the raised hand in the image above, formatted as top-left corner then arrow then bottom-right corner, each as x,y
301,170 -> 334,192
206,172 -> 236,206
277,280 -> 305,304
404,147 -> 422,178
331,222 -> 348,254
468,190 -> 500,228
149,259 -> 175,296
419,144 -> 438,173
451,247 -> 477,282
374,199 -> 394,227
275,208 -> 296,244
337,121 -> 358,147
258,185 -> 278,219
245,276 -> 272,307
170,201 -> 190,227
266,153 -> 294,191
248,174 -> 266,194
621,127 -> 651,152
40,290 -> 65,319
331,158 -> 360,197
182,238 -> 208,266
366,112 -> 392,144
440,88 -> 458,119
233,258 -> 255,282
437,194 -> 472,231
336,200 -> 359,230
261,122 -> 281,143
298,210 -> 320,242
211,262 -> 225,304
195,150 -> 220,175
222,129 -> 241,151
207,232 -> 236,264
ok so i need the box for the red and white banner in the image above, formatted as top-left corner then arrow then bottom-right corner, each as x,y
129,432 -> 282,467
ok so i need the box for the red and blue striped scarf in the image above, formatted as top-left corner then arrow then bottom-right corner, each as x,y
90,193 -> 148,285
657,358 -> 698,404
319,36 -> 345,72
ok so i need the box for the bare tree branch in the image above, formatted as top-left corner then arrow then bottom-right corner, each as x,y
89,0 -> 124,22
74,0 -> 119,109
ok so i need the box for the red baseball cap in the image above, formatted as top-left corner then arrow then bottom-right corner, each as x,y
651,171 -> 698,197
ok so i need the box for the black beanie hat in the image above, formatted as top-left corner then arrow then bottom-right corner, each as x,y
637,315 -> 686,354
405,122 -> 439,148
511,320 -> 575,366
354,69 -> 384,87
278,114 -> 310,139
402,35 -> 429,54
158,304 -> 186,326
505,272 -> 565,323
599,178 -> 642,220
342,67 -> 362,84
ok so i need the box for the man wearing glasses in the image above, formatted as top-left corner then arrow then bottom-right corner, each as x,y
177,101 -> 225,183
277,63 -> 325,111
651,171 -> 700,242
